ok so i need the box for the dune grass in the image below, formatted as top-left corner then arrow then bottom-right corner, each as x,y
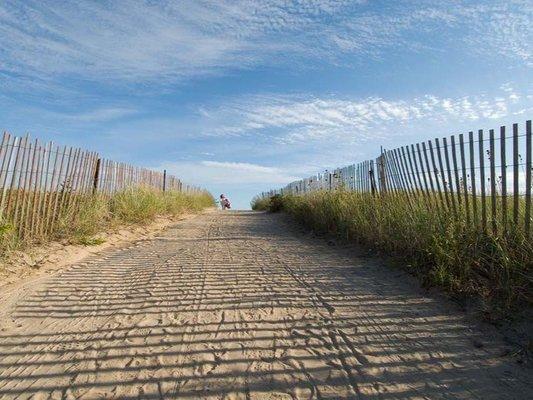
252,190 -> 532,317
251,196 -> 271,211
1,187 -> 214,257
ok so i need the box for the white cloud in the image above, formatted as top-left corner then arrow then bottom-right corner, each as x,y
161,160 -> 299,185
196,86 -> 532,144
56,107 -> 137,122
202,161 -> 279,174
0,0 -> 530,91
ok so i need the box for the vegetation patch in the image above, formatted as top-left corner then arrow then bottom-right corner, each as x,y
252,191 -> 532,318
1,187 -> 214,259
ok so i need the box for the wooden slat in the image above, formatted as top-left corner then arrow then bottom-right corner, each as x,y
525,120 -> 532,237
105,159 -> 110,194
47,145 -> 67,235
68,148 -> 80,208
416,143 -> 431,198
469,131 -> 478,225
28,141 -> 41,238
16,139 -> 32,236
409,145 -> 423,194
10,136 -> 30,227
428,140 -> 445,209
29,143 -> 43,238
0,134 -> 15,217
380,151 -> 388,193
500,126 -> 507,232
450,135 -> 462,211
405,145 -> 422,206
105,159 -> 111,194
352,164 -> 356,191
20,140 -> 38,238
392,148 -> 415,209
71,149 -> 85,196
490,129 -> 497,233
57,147 -> 75,217
398,147 -> 416,195
392,150 -> 406,193
377,152 -> 385,193
388,149 -> 406,192
85,153 -> 99,194
362,160 -> 369,193
356,163 -> 361,192
393,148 -> 409,192
370,160 -> 377,195
0,133 -> 10,196
435,138 -> 451,211
39,142 -> 53,237
363,162 -> 367,192
42,143 -> 58,235
459,134 -> 470,224
443,137 -> 457,216
421,142 -> 436,211
70,150 -> 90,213
383,150 -> 399,195
478,130 -> 487,232
77,150 -> 91,193
405,146 -> 420,193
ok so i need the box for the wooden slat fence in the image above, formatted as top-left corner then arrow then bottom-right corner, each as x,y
0,133 -> 202,239
261,120 -> 532,235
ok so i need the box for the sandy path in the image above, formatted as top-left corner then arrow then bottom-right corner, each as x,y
0,211 -> 531,399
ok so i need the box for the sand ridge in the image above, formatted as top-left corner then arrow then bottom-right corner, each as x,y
0,211 -> 531,399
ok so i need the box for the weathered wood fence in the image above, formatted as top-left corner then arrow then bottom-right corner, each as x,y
262,120 -> 532,236
0,132 -> 201,239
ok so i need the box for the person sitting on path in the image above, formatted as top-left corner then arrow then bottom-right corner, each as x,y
219,194 -> 231,210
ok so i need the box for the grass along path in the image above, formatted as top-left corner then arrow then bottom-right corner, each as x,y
253,192 -> 532,320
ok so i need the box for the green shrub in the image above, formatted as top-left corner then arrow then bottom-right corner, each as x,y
110,187 -> 163,224
268,194 -> 284,212
251,194 -> 284,212
251,196 -> 271,211
0,219 -> 17,254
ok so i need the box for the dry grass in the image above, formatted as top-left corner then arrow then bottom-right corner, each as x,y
1,187 -> 214,257
252,190 -> 532,317
251,196 -> 271,211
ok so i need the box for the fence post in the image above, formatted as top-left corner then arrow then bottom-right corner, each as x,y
459,134 -> 470,224
163,169 -> 167,192
490,129 -> 497,233
478,130 -> 487,232
512,123 -> 519,225
379,147 -> 386,194
92,158 -> 101,195
525,120 -> 531,237
468,131 -> 477,225
500,126 -> 507,232
369,161 -> 377,196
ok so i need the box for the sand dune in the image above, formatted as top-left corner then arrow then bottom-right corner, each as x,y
0,211 -> 531,399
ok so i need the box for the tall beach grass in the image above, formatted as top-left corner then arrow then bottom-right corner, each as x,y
1,187 -> 214,257
252,191 -> 532,316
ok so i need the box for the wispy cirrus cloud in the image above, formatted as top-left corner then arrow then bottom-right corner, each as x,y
161,160 -> 299,185
195,85 -> 532,144
0,0 -> 530,93
54,107 -> 138,123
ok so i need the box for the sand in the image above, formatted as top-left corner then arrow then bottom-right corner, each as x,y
0,210 -> 531,399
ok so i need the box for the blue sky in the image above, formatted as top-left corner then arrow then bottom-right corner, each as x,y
1,0 -> 532,209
